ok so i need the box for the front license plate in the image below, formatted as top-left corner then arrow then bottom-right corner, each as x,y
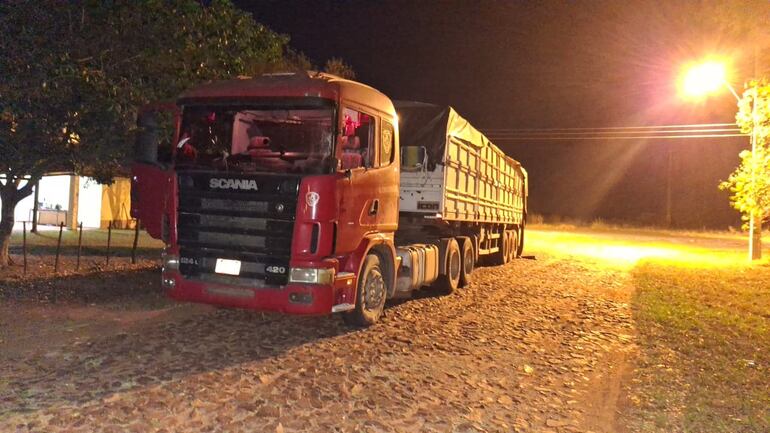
215,258 -> 241,275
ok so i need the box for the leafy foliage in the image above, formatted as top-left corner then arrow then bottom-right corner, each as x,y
3,0 -> 297,181
323,57 -> 356,80
719,80 -> 770,229
0,0 -> 306,264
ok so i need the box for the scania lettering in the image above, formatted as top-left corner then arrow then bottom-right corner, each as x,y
209,178 -> 259,191
131,72 -> 527,326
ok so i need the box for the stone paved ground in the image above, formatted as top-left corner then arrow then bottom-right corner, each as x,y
0,229 -> 637,433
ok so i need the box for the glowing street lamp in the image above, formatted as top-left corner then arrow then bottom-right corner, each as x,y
679,60 -> 740,100
682,62 -> 725,97
679,59 -> 761,260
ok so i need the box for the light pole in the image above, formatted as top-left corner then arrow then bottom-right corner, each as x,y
680,60 -> 761,260
718,82 -> 760,260
748,86 -> 761,260
665,146 -> 673,227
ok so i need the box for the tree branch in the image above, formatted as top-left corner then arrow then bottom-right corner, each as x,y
16,173 -> 42,200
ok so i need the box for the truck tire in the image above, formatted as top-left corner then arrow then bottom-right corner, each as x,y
343,254 -> 387,327
491,229 -> 508,266
508,230 -> 517,262
459,237 -> 474,287
504,231 -> 513,264
436,238 -> 461,294
516,225 -> 525,258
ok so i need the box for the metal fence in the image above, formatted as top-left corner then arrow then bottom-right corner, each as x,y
17,219 -> 144,275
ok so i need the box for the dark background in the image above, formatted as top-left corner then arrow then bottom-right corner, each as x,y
235,0 -> 770,228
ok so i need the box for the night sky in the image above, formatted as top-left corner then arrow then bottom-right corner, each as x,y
235,0 -> 770,228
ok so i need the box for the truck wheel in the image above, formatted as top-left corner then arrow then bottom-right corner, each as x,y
437,238 -> 461,294
516,225 -> 525,257
508,231 -> 517,262
504,231 -> 513,264
503,232 -> 510,263
459,237 -> 474,287
343,254 -> 387,327
491,230 -> 508,266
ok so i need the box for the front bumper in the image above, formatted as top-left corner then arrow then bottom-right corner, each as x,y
163,271 -> 356,315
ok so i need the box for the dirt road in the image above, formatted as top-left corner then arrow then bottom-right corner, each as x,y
0,228 -> 644,433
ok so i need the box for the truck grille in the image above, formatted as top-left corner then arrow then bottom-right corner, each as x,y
176,171 -> 300,288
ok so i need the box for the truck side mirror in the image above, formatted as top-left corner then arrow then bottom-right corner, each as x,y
135,108 -> 176,167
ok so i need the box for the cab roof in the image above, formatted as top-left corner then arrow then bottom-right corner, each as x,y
178,71 -> 395,116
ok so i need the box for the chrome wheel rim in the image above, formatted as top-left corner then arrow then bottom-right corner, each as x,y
464,248 -> 473,274
363,269 -> 385,312
450,250 -> 461,280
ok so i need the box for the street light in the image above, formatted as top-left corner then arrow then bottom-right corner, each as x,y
680,59 -> 761,260
680,61 -> 734,99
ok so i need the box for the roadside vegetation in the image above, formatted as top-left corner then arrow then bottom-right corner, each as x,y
629,260 -> 770,432
527,213 -> 758,237
9,228 -> 163,252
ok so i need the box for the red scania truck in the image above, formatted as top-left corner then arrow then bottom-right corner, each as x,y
131,72 -> 527,326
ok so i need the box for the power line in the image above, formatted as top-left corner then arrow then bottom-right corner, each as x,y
488,133 -> 749,141
481,122 -> 748,141
481,122 -> 738,133
486,128 -> 742,137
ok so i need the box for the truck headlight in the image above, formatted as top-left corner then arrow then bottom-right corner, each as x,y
162,251 -> 179,272
289,267 -> 335,285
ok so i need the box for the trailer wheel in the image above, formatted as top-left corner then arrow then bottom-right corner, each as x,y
436,238 -> 461,294
508,230 -> 518,262
491,230 -> 508,266
516,225 -> 525,258
343,254 -> 386,327
503,231 -> 511,263
500,230 -> 511,265
459,237 -> 474,287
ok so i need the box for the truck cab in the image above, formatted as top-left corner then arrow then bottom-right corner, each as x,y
133,72 -> 527,326
132,72 -> 400,325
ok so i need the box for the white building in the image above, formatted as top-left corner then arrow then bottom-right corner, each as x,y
3,175 -> 133,231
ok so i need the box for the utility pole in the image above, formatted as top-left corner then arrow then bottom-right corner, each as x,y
748,44 -> 762,260
665,147 -> 673,227
748,85 -> 762,260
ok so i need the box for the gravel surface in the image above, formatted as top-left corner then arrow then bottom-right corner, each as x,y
0,238 -> 636,432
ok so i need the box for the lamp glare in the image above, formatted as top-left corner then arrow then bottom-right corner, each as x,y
681,61 -> 727,99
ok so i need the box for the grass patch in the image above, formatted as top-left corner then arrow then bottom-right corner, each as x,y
9,228 -> 163,256
629,261 -> 770,432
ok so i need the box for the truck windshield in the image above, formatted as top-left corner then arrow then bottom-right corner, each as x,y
176,105 -> 335,174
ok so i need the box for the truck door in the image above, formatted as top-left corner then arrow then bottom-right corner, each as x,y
130,105 -> 178,241
376,119 -> 399,231
336,107 -> 395,253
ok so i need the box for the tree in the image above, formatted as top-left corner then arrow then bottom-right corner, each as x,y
0,0 -> 294,266
719,80 -> 770,255
323,57 -> 356,80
